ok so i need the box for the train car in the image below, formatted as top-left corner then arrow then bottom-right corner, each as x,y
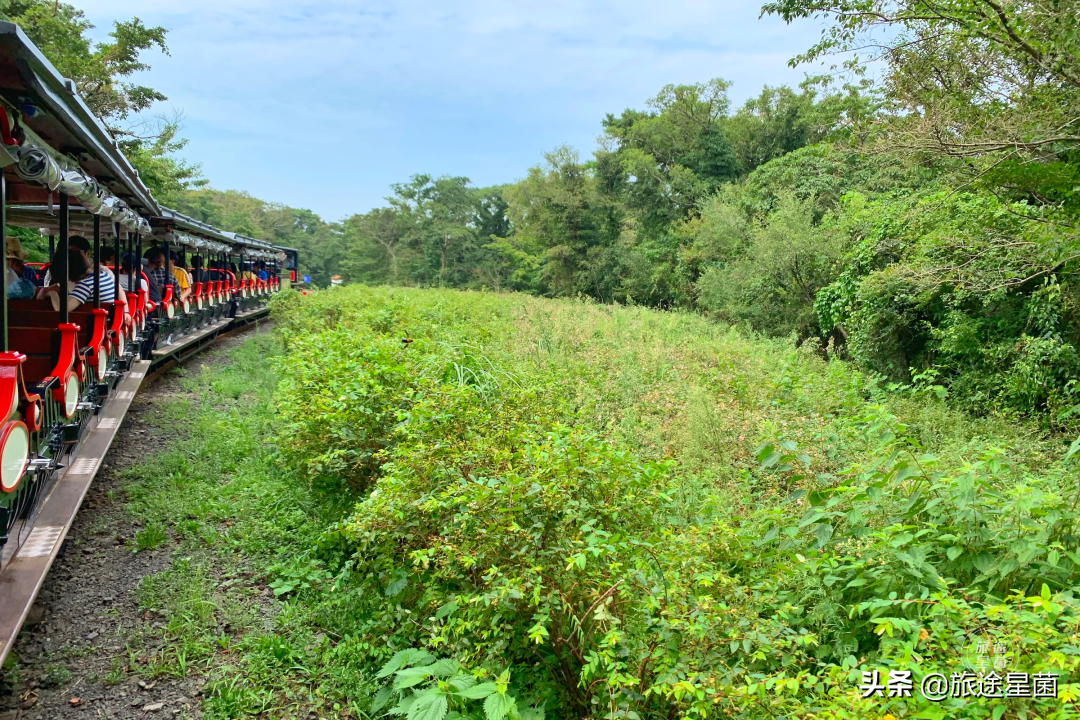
144,209 -> 280,364
0,20 -> 161,663
278,246 -> 300,289
0,23 -> 292,665
220,232 -> 285,314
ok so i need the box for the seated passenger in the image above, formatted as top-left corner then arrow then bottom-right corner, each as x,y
41,248 -> 127,312
5,237 -> 36,299
168,252 -> 192,302
144,248 -> 174,303
42,235 -> 99,286
119,252 -> 149,295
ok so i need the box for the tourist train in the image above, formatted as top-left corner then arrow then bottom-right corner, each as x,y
0,22 -> 299,661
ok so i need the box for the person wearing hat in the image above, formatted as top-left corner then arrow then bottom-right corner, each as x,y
5,237 -> 36,299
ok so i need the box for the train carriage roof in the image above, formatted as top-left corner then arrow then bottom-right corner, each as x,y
0,23 -> 159,227
6,205 -> 235,253
6,205 -> 291,262
152,207 -> 235,247
221,232 -> 282,260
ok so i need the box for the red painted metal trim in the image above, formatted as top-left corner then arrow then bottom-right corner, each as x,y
0,352 -> 26,422
48,324 -> 80,417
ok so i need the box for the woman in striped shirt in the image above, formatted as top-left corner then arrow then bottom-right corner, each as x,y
43,248 -> 127,312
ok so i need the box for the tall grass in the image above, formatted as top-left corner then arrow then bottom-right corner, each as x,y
268,286 -> 1079,719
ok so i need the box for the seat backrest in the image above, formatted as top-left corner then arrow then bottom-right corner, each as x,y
7,326 -> 57,384
9,306 -> 94,349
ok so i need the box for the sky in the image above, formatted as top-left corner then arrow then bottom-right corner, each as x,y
76,0 -> 826,221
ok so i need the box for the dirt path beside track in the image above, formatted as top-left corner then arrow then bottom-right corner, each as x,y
0,326 -> 267,720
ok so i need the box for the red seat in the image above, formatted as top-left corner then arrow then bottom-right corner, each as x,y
7,327 -> 65,386
7,301 -> 104,385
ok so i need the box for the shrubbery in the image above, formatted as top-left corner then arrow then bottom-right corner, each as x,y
268,286 -> 1080,719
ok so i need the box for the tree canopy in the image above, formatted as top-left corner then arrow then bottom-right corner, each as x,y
0,0 -> 203,202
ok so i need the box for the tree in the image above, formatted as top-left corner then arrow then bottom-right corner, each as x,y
175,189 -> 345,287
118,120 -> 206,205
2,0 -> 169,129
600,79 -> 738,237
2,1 -> 206,198
762,0 -> 1080,216
696,192 -> 848,339
726,83 -> 822,174
504,147 -> 618,298
389,175 -> 479,287
341,208 -> 408,283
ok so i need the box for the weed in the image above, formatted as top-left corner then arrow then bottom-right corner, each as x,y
103,655 -> 125,686
134,521 -> 167,552
39,662 -> 71,688
120,293 -> 1079,719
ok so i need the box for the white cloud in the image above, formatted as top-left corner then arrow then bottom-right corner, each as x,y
74,0 -> 827,219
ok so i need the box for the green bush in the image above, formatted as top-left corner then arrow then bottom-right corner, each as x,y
267,286 -> 1080,719
275,330 -> 411,491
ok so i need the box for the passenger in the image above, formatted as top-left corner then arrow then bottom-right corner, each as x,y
36,245 -> 75,301
144,248 -> 175,303
40,248 -> 85,310
119,252 -> 149,295
257,262 -> 268,281
42,235 -> 114,287
5,237 -> 36,299
101,246 -> 125,305
169,252 -> 192,302
43,249 -> 128,312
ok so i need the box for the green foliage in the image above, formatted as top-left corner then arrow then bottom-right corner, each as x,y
175,189 -> 344,288
2,1 -> 209,211
1,0 -> 168,125
260,286 -> 1080,719
337,77 -> 864,312
696,191 -> 847,339
373,651 -> 540,720
133,520 -> 167,552
119,122 -> 207,205
814,190 -> 1080,421
762,0 -> 1080,220
503,147 -> 620,299
40,662 -> 72,688
275,331 -> 410,491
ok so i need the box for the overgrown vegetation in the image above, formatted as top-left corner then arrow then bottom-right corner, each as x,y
24,0 -> 1080,716
14,0 -> 1079,425
267,286 -> 1080,718
110,285 -> 1080,718
332,0 -> 1080,427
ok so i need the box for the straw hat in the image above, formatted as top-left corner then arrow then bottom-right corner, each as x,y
5,236 -> 27,261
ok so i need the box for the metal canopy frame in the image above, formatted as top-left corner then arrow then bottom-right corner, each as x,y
152,207 -> 235,245
7,204 -> 130,237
